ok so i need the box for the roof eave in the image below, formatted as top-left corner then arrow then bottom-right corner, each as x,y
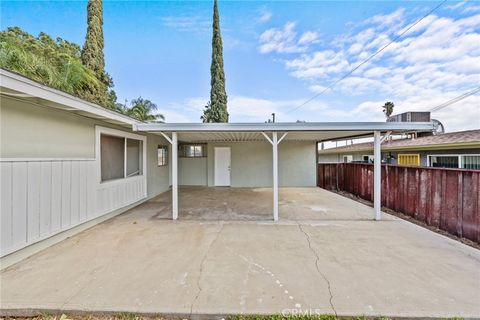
0,68 -> 141,126
134,122 -> 434,133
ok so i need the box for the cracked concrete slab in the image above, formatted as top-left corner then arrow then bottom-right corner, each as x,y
1,187 -> 479,318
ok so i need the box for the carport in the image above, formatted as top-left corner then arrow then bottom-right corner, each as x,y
134,122 -> 434,221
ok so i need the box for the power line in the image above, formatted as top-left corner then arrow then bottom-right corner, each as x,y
287,0 -> 447,114
429,86 -> 480,112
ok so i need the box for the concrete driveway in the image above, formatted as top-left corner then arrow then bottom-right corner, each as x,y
1,187 -> 479,318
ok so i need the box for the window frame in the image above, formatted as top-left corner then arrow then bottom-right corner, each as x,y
157,145 -> 168,166
95,126 -> 147,185
461,154 -> 480,170
179,143 -> 207,158
427,154 -> 480,169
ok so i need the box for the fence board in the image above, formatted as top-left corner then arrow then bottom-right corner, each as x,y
317,163 -> 480,243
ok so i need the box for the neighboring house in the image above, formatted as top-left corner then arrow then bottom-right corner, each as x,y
0,68 -> 433,259
318,130 -> 480,169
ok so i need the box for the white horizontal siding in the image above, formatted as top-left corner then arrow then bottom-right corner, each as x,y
0,159 -> 146,257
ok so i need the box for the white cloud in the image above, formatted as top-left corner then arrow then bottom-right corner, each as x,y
445,1 -> 467,10
261,6 -> 480,132
161,16 -> 210,33
462,4 -> 480,13
367,8 -> 405,28
161,95 -> 331,123
298,31 -> 318,45
259,22 -> 303,53
258,10 -> 272,23
258,22 -> 319,54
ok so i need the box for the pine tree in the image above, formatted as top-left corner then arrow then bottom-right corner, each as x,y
81,0 -> 111,107
202,0 -> 228,122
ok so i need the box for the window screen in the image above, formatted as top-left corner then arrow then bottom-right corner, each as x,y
429,156 -> 459,168
462,155 -> 480,170
126,138 -> 143,177
158,146 -> 168,166
101,134 -> 125,181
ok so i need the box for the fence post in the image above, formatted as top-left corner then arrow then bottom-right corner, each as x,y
374,131 -> 381,221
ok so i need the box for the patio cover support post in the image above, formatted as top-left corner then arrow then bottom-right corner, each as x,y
172,132 -> 178,220
273,132 -> 279,221
158,131 -> 178,220
262,132 -> 287,221
373,130 -> 381,221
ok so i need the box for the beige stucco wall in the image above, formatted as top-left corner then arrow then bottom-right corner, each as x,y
178,158 -> 208,186
0,96 -> 170,198
1,96 -> 96,158
278,141 -> 317,186
206,141 -> 316,187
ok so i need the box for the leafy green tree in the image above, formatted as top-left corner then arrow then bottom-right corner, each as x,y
0,27 -> 101,98
382,101 -> 394,118
128,97 -> 165,122
202,0 -> 228,123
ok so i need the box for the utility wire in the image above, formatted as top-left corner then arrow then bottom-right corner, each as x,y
287,0 -> 447,114
429,86 -> 480,112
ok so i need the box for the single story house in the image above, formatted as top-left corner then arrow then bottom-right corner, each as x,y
318,130 -> 480,169
0,68 -> 434,262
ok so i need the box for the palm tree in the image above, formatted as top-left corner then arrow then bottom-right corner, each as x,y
382,101 -> 394,118
128,97 -> 165,122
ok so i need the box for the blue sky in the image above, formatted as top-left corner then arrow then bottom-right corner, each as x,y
1,0 -> 479,131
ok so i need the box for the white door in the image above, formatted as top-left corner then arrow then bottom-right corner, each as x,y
214,147 -> 231,186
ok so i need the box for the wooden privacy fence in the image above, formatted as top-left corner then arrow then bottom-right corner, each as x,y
317,163 -> 480,243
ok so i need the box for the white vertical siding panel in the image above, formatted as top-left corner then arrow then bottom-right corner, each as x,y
131,181 -> 136,201
125,182 -> 130,204
39,162 -> 52,237
136,179 -> 141,200
117,184 -> 123,208
27,162 -> 41,242
119,183 -> 125,208
61,161 -> 72,228
131,180 -> 137,202
78,162 -> 87,222
86,161 -> 97,219
12,162 -> 27,247
97,187 -> 105,216
51,161 -> 63,232
108,187 -> 114,211
3,158 -> 148,256
70,161 -> 80,225
1,162 -> 13,253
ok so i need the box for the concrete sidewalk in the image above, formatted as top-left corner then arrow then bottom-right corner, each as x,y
1,188 -> 479,318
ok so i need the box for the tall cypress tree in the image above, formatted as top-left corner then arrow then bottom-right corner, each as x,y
202,0 -> 228,122
81,0 -> 110,107
81,0 -> 105,76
